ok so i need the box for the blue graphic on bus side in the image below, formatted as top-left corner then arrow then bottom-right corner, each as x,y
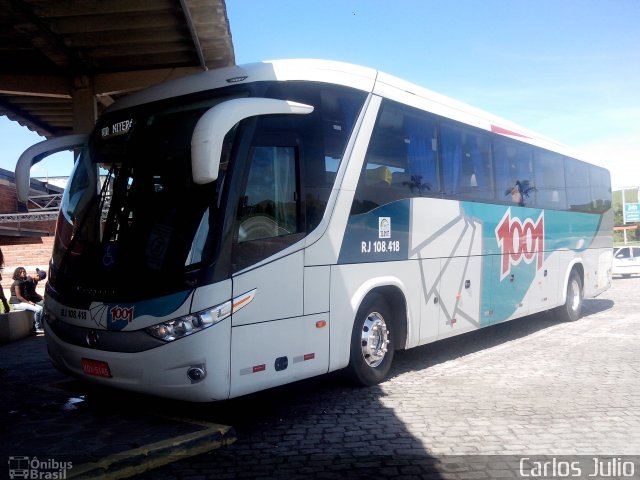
461,202 -> 602,325
339,198 -> 604,327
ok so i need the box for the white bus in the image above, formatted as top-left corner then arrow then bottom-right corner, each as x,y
16,59 -> 613,401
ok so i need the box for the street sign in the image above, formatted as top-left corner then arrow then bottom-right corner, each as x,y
624,203 -> 640,223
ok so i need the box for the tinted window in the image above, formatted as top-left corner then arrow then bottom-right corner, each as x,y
565,158 -> 591,212
237,146 -> 299,243
264,82 -> 367,229
350,99 -> 609,217
231,84 -> 366,271
589,165 -> 612,213
493,140 -> 534,206
441,123 -> 493,200
534,151 -> 567,210
231,120 -> 305,272
352,101 -> 438,214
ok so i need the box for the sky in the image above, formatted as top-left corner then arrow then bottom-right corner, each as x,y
1,0 -> 638,190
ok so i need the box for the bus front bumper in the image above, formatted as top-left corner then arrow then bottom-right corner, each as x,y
44,319 -> 232,402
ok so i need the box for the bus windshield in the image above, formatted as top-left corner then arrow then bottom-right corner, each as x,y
51,81 -> 367,303
53,99 -> 234,301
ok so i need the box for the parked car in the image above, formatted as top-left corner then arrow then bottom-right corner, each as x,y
612,246 -> 640,277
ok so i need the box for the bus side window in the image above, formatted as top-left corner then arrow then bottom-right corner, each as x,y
534,151 -> 567,210
404,114 -> 438,196
589,165 -> 611,213
493,140 -> 534,207
441,123 -> 493,201
351,100 -> 438,215
565,157 -> 591,212
232,143 -> 304,272
237,146 -> 300,243
263,82 -> 368,233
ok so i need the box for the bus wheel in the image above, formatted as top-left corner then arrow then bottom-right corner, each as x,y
556,269 -> 583,322
347,293 -> 395,386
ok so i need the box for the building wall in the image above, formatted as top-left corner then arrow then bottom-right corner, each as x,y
1,236 -> 55,269
0,169 -> 61,298
0,169 -> 62,234
0,177 -> 16,212
0,237 -> 54,296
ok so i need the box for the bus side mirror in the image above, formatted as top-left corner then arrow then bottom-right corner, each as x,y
191,98 -> 314,184
15,134 -> 88,203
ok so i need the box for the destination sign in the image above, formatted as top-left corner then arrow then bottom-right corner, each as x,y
101,119 -> 134,139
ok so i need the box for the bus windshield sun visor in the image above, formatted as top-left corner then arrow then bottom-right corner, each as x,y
15,134 -> 88,203
191,98 -> 314,184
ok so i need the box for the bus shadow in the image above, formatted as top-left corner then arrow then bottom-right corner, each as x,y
58,353 -> 446,478
390,297 -> 615,379
116,372 -> 447,479
581,298 -> 614,317
26,363 -> 447,479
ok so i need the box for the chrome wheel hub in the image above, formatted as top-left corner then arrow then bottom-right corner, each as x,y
569,279 -> 581,311
360,312 -> 390,367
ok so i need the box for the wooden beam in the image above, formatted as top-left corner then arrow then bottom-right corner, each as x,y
10,0 -> 90,72
48,12 -> 182,34
31,0 -> 175,18
0,65 -> 204,99
179,0 -> 207,70
72,75 -> 96,134
0,98 -> 56,137
0,74 -> 70,98
93,67 -> 203,95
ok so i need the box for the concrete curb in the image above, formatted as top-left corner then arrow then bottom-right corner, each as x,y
69,420 -> 236,479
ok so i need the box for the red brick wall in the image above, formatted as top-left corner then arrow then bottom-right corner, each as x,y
0,177 -> 58,296
0,178 -> 17,212
0,179 -> 57,233
1,237 -> 55,267
0,237 -> 54,293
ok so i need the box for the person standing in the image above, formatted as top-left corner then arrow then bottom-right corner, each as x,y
10,266 -> 44,332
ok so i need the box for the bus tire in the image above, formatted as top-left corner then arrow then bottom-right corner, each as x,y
556,269 -> 583,322
346,293 -> 395,386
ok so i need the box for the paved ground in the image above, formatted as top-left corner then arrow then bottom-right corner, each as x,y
141,276 -> 640,479
2,276 -> 640,479
0,333 -> 235,479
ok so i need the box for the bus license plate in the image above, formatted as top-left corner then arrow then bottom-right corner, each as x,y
81,358 -> 112,378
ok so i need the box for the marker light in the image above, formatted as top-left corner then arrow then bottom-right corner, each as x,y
145,301 -> 231,342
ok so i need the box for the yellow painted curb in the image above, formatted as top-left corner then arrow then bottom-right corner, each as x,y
68,420 -> 236,479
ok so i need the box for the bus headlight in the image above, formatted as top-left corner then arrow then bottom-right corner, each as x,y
145,300 -> 231,342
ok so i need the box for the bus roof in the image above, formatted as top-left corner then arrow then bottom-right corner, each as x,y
107,59 -> 378,111
107,58 -> 587,162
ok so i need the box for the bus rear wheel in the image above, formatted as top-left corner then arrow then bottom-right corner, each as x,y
347,293 -> 395,386
556,269 -> 583,322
